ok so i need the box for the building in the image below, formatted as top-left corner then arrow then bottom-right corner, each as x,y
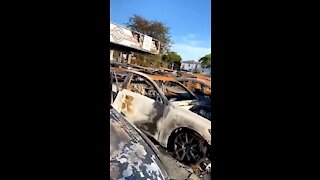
180,60 -> 202,72
110,22 -> 160,64
201,67 -> 211,75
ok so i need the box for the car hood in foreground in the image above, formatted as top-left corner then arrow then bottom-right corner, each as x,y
110,108 -> 168,180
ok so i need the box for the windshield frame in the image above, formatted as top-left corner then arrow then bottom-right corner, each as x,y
155,79 -> 197,101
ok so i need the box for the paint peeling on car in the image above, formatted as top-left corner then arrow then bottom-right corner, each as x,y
111,69 -> 211,165
110,108 -> 168,180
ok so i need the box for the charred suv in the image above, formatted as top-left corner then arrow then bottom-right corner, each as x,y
111,69 -> 211,164
110,108 -> 169,180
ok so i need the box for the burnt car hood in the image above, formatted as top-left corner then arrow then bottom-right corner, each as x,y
110,108 -> 168,180
188,99 -> 212,118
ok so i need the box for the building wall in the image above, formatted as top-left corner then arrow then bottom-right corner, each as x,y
201,67 -> 211,75
181,63 -> 202,72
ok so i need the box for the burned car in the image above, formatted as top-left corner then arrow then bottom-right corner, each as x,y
110,107 -> 169,180
111,69 -> 211,163
176,77 -> 211,99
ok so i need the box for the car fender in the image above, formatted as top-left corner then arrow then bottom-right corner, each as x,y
158,104 -> 211,147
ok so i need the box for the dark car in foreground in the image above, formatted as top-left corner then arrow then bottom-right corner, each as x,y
110,107 -> 169,180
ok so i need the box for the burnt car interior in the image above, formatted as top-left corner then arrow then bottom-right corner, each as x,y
129,74 -> 162,102
156,80 -> 195,101
180,80 -> 211,98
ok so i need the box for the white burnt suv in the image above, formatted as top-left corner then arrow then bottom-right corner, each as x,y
111,68 -> 211,163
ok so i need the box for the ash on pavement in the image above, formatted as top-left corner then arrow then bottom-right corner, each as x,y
156,145 -> 211,180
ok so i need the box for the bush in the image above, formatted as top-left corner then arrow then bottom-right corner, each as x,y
132,52 -> 163,67
194,68 -> 201,73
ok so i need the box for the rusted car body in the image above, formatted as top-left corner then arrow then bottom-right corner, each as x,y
110,107 -> 169,180
176,78 -> 212,120
181,73 -> 212,82
176,77 -> 211,97
111,69 -> 211,163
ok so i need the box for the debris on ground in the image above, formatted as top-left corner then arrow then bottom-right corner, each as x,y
156,145 -> 211,180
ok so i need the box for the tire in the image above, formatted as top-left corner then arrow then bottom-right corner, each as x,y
172,130 -> 204,163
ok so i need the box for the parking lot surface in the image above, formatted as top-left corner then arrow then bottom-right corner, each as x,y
156,145 -> 211,180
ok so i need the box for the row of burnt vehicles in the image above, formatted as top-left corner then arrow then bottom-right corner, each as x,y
110,61 -> 211,179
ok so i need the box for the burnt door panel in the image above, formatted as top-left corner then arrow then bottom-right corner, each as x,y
112,89 -> 165,137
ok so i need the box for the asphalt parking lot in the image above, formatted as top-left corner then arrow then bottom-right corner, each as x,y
156,145 -> 211,180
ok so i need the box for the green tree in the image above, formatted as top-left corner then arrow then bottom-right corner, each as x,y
162,51 -> 182,70
194,68 -> 201,73
133,52 -> 162,67
199,53 -> 211,68
126,15 -> 172,54
146,54 -> 162,68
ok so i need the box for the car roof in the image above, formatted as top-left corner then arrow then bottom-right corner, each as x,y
176,77 -> 211,87
182,74 -> 211,81
148,75 -> 177,82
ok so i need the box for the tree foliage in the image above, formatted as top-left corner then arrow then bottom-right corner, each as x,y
132,52 -> 162,67
126,15 -> 172,54
194,68 -> 201,73
199,53 -> 211,68
162,51 -> 182,70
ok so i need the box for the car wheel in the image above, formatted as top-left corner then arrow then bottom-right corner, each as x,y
173,131 -> 203,163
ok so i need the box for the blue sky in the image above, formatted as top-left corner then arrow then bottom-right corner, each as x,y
110,0 -> 211,61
